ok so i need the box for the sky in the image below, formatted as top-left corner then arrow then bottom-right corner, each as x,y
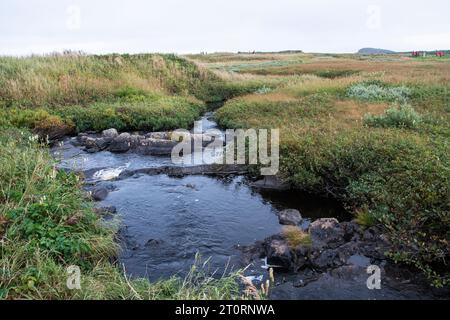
1,0 -> 449,55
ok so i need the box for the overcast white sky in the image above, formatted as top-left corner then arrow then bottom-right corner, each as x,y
1,0 -> 449,55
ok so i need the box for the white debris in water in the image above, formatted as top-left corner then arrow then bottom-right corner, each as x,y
244,275 -> 264,283
93,164 -> 130,181
261,257 -> 283,270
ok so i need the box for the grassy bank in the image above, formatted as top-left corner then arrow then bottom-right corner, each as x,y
0,53 -> 266,138
210,53 -> 450,287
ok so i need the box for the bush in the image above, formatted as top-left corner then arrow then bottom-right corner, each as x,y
0,108 -> 75,139
364,104 -> 422,129
347,82 -> 411,103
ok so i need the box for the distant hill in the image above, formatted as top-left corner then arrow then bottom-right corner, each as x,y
358,48 -> 397,55
238,50 -> 303,54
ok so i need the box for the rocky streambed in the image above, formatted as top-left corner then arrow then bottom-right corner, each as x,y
51,113 -> 448,300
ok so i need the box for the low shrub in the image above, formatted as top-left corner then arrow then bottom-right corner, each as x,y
347,82 -> 411,103
314,69 -> 359,79
0,108 -> 75,139
364,104 -> 422,129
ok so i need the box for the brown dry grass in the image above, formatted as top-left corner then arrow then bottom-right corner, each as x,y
282,226 -> 312,248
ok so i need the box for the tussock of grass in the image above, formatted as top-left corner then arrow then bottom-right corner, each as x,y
354,208 -> 377,229
282,226 -> 312,248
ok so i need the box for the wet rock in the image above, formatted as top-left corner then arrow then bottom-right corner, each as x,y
236,241 -> 266,266
102,128 -> 118,139
94,206 -> 117,216
118,164 -> 248,180
145,132 -> 171,140
277,209 -> 302,226
346,254 -> 371,268
145,239 -> 164,247
250,175 -> 290,191
309,240 -> 360,270
136,138 -> 177,155
293,270 -> 320,288
265,237 -> 293,269
185,183 -> 197,190
309,218 -> 346,250
77,133 -> 89,143
91,187 -> 109,201
341,221 -> 363,242
310,249 -> 342,269
109,133 -> 132,153
363,227 -> 377,241
84,137 -> 100,153
95,138 -> 110,150
291,246 -> 310,270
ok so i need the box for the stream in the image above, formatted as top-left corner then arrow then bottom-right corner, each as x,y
51,111 -> 449,300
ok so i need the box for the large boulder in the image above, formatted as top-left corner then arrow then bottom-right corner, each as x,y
277,209 -> 302,226
84,137 -> 99,153
145,132 -> 171,140
265,238 -> 293,270
136,138 -> 178,155
250,175 -> 290,191
102,128 -> 119,140
309,218 -> 346,250
91,187 -> 109,201
95,138 -> 110,150
109,133 -> 132,153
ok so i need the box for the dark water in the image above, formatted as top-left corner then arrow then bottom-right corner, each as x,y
53,139 -> 346,281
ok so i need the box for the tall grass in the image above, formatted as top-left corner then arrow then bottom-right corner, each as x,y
0,53 -> 250,108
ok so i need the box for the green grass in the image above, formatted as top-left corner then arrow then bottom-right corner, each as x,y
0,53 -> 255,109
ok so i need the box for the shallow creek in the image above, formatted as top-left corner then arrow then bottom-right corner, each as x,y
51,112 -> 447,300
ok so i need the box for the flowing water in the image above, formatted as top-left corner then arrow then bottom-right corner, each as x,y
52,113 -> 346,279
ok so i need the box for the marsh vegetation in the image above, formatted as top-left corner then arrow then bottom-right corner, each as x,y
0,51 -> 449,299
